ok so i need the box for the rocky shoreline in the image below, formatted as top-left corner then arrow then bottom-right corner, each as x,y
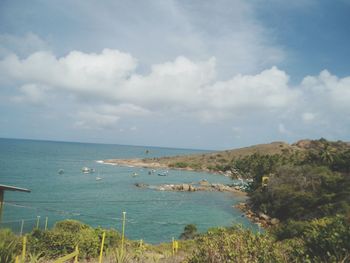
235,202 -> 280,227
135,180 -> 247,196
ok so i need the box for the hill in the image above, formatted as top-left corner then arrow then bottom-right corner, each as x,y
104,138 -> 350,175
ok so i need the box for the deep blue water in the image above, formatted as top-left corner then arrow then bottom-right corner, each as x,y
0,138 -> 257,243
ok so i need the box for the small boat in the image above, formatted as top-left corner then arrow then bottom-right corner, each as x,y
82,167 -> 94,174
58,169 -> 64,175
96,177 -> 103,181
131,172 -> 138,177
158,171 -> 168,176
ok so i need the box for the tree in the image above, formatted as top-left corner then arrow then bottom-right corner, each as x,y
180,224 -> 198,240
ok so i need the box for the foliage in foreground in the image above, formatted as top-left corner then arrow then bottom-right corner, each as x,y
188,226 -> 291,263
1,216 -> 350,262
0,229 -> 21,263
188,217 -> 350,263
28,220 -> 120,259
273,215 -> 350,263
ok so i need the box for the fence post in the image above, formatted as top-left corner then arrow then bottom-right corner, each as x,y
74,246 -> 79,263
175,241 -> 179,253
36,216 -> 40,229
121,211 -> 126,251
172,237 -> 175,256
98,232 -> 106,263
22,236 -> 27,262
20,220 -> 24,236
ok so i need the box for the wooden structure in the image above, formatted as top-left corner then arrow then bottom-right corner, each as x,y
0,184 -> 31,222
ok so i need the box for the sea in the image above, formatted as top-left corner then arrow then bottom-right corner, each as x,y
0,138 -> 258,243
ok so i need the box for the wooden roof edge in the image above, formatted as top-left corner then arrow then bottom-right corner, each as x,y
0,184 -> 31,193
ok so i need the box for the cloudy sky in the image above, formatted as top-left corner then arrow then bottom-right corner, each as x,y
0,0 -> 350,149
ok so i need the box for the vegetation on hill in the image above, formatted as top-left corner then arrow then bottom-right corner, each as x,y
150,138 -> 350,262
144,141 -> 300,172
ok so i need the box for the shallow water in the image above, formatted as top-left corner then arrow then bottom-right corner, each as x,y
0,138 -> 257,243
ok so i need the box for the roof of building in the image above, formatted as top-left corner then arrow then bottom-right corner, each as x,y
0,184 -> 31,193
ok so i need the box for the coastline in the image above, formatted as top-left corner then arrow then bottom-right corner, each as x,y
102,158 -> 248,195
101,158 -> 273,226
102,158 -> 226,175
102,158 -> 170,169
235,202 -> 280,228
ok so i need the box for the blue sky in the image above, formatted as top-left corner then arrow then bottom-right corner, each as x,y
0,0 -> 349,150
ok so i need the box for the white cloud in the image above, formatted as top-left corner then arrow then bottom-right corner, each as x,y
2,48 -> 350,133
11,84 -> 50,105
205,66 -> 297,110
300,70 -> 350,112
302,112 -> 315,122
75,111 -> 120,130
99,103 -> 151,117
1,49 -> 136,96
0,49 -> 298,123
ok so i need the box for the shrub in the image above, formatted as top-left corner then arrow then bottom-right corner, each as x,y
173,162 -> 188,168
272,220 -> 310,240
297,216 -> 350,262
179,224 -> 198,240
188,226 -> 291,263
94,227 -> 121,250
0,229 -> 21,263
28,220 -> 100,259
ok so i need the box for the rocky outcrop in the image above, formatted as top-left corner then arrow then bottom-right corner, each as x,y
135,181 -> 246,195
235,202 -> 280,227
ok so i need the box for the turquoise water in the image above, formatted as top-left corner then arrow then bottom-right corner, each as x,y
0,138 -> 257,243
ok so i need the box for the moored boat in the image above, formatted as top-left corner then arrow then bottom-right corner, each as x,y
81,167 -> 95,174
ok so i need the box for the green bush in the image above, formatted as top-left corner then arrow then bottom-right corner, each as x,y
173,162 -> 188,168
94,227 -> 121,250
273,216 -> 350,262
296,216 -> 350,262
28,220 -> 119,259
179,224 -> 198,240
272,220 -> 310,240
188,226 -> 291,263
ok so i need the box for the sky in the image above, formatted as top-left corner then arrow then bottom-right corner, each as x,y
0,0 -> 350,150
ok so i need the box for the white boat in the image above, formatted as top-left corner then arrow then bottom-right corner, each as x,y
96,177 -> 103,181
158,170 -> 168,176
81,167 -> 94,174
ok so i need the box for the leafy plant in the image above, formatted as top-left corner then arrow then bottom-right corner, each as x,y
188,226 -> 292,263
28,252 -> 44,263
0,229 -> 20,263
113,249 -> 132,263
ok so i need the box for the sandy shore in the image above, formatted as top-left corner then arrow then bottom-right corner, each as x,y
103,158 -> 170,169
